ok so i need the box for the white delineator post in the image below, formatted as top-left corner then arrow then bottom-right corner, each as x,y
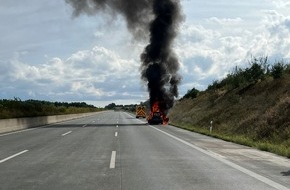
210,120 -> 213,134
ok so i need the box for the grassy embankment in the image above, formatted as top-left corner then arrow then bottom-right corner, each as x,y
169,57 -> 290,158
0,99 -> 103,119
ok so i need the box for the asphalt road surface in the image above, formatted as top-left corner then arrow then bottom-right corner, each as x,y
0,111 -> 289,190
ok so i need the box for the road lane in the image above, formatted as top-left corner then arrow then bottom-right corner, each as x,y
0,111 -> 289,190
0,111 -> 120,190
148,121 -> 290,188
0,112 -> 108,158
118,116 -> 283,190
147,125 -> 289,190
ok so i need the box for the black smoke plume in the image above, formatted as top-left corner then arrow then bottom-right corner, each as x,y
65,0 -> 153,39
141,0 -> 182,114
65,0 -> 183,113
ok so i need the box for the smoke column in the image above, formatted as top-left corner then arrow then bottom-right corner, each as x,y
65,0 -> 153,39
141,0 -> 182,114
65,0 -> 183,113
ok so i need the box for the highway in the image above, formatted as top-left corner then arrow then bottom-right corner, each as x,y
0,111 -> 289,190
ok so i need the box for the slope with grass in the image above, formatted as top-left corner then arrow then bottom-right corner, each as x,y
169,58 -> 290,158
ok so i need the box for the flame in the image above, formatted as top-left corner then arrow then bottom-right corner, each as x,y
152,102 -> 160,112
147,102 -> 169,125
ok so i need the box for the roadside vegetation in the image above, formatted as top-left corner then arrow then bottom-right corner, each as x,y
104,102 -> 138,112
169,57 -> 290,158
0,98 -> 103,119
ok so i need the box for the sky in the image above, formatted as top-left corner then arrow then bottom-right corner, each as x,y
1,0 -> 290,107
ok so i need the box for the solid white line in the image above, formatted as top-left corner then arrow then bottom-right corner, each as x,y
61,131 -> 72,136
148,125 -> 289,190
115,132 -> 118,137
0,150 -> 28,164
110,151 -> 116,169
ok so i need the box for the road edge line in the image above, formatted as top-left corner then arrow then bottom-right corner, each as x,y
148,125 -> 289,190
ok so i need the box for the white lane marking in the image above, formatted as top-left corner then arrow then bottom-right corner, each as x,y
148,125 -> 290,190
0,126 -> 47,137
0,150 -> 28,164
110,151 -> 116,169
61,131 -> 72,136
115,132 -> 118,137
117,121 -> 119,124
83,119 -> 97,127
116,125 -> 118,128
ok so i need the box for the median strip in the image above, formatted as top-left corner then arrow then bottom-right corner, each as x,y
61,131 -> 72,136
0,150 -> 28,164
110,151 -> 116,169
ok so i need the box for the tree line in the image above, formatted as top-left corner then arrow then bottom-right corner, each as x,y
0,98 -> 102,119
183,56 -> 290,99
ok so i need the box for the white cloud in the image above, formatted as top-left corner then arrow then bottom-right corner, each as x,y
1,0 -> 290,105
176,7 -> 290,93
0,46 -> 145,104
269,0 -> 290,8
206,17 -> 243,25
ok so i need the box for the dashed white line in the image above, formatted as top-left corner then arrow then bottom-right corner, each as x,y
0,150 -> 28,164
115,132 -> 118,137
82,124 -> 87,128
0,125 -> 48,137
148,125 -> 289,190
116,125 -> 118,128
110,151 -> 116,169
62,131 -> 72,136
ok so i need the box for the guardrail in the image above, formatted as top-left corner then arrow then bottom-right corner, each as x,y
0,112 -> 99,134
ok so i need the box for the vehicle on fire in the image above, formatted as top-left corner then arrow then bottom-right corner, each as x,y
147,111 -> 163,125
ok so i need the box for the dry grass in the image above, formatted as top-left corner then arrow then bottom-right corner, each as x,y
169,74 -> 290,158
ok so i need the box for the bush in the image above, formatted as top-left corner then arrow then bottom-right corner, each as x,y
206,56 -> 270,91
183,88 -> 199,99
271,61 -> 285,79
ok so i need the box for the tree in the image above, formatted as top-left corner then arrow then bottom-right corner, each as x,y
271,61 -> 285,79
105,103 -> 116,109
183,88 -> 199,99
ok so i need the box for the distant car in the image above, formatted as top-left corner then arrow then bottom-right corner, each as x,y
148,111 -> 163,125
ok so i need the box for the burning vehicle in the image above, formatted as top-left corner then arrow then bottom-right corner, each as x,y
147,102 -> 169,125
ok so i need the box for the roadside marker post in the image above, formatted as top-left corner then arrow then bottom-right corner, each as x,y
210,120 -> 213,134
